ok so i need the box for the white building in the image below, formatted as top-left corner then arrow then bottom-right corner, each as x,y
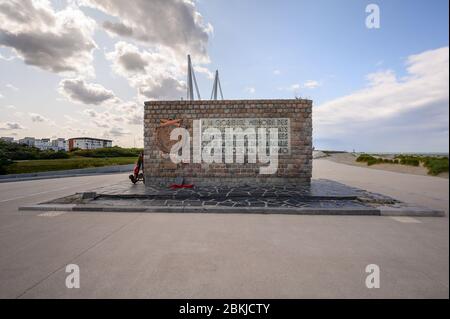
51,138 -> 69,151
18,137 -> 35,147
15,137 -> 70,151
68,137 -> 113,151
34,138 -> 52,150
1,137 -> 15,143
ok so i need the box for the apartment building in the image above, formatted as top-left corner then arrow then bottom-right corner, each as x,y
68,137 -> 113,151
0,137 -> 15,143
34,138 -> 52,150
51,138 -> 69,151
18,137 -> 35,147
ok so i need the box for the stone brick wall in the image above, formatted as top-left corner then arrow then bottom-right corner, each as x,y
144,99 -> 312,186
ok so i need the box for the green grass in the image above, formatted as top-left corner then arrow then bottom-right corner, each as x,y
70,146 -> 142,158
3,157 -> 136,175
395,155 -> 420,166
422,157 -> 449,176
356,154 -> 397,166
356,154 -> 449,175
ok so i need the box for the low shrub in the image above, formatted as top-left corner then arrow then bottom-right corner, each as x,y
356,154 -> 391,166
40,150 -> 70,159
422,157 -> 449,176
366,157 -> 380,166
0,155 -> 13,174
356,154 -> 376,163
0,140 -> 70,160
395,155 -> 420,166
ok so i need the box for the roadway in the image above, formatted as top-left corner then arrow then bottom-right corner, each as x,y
0,159 -> 448,298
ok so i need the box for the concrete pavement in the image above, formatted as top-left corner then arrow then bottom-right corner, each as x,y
313,159 -> 449,214
0,164 -> 134,183
0,160 -> 448,298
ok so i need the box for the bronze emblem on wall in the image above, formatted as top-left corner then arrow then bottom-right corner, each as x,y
155,119 -> 183,155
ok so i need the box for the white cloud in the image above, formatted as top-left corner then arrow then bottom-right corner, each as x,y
118,102 -> 142,125
314,46 -> 449,152
194,65 -> 214,80
93,119 -> 110,128
29,112 -> 57,126
273,69 -> 281,75
0,121 -> 24,130
81,102 -> 142,131
106,41 -> 152,75
5,84 -> 18,91
0,0 -> 97,76
62,125 -> 90,137
59,78 -> 117,105
29,112 -> 48,122
83,0 -> 213,101
105,126 -> 130,137
79,0 -> 212,62
82,108 -> 98,118
137,75 -> 185,101
106,41 -> 187,100
303,80 -> 321,89
280,81 -> 321,92
245,87 -> 256,94
1,104 -> 16,109
285,83 -> 300,91
125,113 -> 141,125
0,52 -> 14,61
63,115 -> 78,123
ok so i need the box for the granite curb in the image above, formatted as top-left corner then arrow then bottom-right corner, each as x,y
18,203 -> 444,216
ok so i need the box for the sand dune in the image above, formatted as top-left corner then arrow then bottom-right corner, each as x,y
323,152 -> 448,178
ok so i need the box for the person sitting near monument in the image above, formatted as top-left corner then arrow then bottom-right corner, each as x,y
129,151 -> 144,184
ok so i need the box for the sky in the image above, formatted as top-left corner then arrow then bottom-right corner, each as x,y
0,0 -> 448,152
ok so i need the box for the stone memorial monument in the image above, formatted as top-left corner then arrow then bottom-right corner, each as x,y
143,99 -> 312,186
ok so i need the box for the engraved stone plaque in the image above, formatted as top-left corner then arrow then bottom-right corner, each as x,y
200,118 -> 291,155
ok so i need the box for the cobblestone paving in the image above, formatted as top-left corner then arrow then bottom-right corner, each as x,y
47,179 -> 400,210
94,179 -> 394,199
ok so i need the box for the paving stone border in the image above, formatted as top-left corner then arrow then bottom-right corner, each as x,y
18,179 -> 445,217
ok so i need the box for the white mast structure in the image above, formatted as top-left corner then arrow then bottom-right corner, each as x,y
210,69 -> 224,100
186,54 -> 201,100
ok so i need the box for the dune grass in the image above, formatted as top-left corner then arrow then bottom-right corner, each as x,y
3,157 -> 136,175
356,154 -> 448,176
422,157 -> 449,176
